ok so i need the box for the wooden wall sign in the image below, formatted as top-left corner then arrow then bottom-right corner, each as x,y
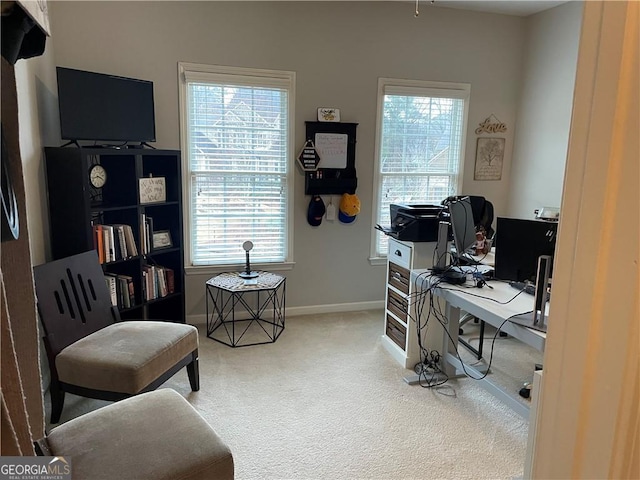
475,114 -> 507,134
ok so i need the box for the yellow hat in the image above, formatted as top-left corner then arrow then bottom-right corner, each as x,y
339,193 -> 360,223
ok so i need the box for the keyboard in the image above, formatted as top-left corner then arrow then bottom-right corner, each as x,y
509,281 -> 535,295
509,281 -> 551,301
457,254 -> 482,266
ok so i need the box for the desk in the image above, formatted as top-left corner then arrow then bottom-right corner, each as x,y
206,272 -> 286,347
466,248 -> 495,267
411,270 -> 546,418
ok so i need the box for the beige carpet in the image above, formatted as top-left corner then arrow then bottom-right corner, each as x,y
46,310 -> 534,480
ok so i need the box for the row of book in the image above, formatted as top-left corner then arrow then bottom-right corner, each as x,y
94,224 -> 138,264
93,215 -> 159,264
104,264 -> 176,309
142,264 -> 175,301
104,273 -> 135,309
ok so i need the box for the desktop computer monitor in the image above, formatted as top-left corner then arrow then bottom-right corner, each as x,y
449,197 -> 477,262
494,217 -> 558,283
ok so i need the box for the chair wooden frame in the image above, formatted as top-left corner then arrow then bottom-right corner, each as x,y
34,251 -> 199,423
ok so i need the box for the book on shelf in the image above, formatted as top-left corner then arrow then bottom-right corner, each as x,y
145,216 -> 154,254
94,225 -> 105,264
165,268 -> 175,294
140,214 -> 154,255
102,226 -> 114,263
118,274 -> 135,308
114,225 -> 128,259
104,274 -> 118,307
142,264 -> 157,300
157,266 -> 168,298
123,225 -> 138,257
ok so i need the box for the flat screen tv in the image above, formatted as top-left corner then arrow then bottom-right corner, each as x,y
56,67 -> 156,143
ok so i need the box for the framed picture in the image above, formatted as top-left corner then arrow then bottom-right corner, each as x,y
152,230 -> 173,249
474,137 -> 505,181
139,177 -> 166,204
317,108 -> 340,122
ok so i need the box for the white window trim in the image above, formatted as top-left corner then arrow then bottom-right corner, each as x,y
369,78 -> 471,264
178,62 -> 296,272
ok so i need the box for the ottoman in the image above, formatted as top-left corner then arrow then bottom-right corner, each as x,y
43,389 -> 233,480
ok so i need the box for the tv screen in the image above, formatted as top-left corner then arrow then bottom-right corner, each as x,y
57,67 -> 156,143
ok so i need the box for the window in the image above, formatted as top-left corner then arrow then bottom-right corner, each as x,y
371,78 -> 470,258
179,63 -> 295,268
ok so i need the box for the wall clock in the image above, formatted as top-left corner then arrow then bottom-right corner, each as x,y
89,164 -> 107,189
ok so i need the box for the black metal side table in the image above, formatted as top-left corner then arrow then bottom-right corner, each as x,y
206,271 -> 286,347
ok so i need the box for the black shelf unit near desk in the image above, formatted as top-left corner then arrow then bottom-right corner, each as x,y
44,147 -> 185,323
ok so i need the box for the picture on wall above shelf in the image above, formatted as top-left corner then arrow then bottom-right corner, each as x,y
317,108 -> 340,122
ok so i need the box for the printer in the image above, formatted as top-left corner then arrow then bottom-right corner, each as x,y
376,204 -> 445,242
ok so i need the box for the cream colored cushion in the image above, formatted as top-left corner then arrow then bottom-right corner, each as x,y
47,389 -> 234,480
56,321 -> 198,393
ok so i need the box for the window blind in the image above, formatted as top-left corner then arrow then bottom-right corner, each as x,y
375,86 -> 468,256
186,79 -> 290,266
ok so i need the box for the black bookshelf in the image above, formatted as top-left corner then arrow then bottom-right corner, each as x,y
44,147 -> 185,323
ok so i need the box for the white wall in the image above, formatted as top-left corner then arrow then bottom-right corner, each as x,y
45,1 -> 526,316
532,1 -> 639,476
507,1 -> 583,219
14,41 -> 59,266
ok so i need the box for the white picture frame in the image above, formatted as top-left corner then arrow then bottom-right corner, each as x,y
317,108 -> 340,122
139,177 -> 166,204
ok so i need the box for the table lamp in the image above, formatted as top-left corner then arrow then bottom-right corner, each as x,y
239,241 -> 259,279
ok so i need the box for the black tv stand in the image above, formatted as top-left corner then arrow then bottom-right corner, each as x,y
129,142 -> 156,149
59,141 -> 156,150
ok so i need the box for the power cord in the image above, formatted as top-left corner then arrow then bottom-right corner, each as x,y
407,271 -> 532,386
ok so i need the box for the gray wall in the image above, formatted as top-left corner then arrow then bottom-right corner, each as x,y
507,2 -> 583,219
46,1 -> 527,318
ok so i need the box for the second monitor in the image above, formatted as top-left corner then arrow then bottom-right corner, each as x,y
494,217 -> 558,283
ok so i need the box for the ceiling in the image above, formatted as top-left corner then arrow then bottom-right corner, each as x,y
243,0 -> 570,18
431,0 -> 568,17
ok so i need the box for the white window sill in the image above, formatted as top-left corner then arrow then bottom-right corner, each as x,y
369,256 -> 387,266
185,261 -> 295,276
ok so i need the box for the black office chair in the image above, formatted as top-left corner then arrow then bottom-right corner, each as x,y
442,195 -> 494,239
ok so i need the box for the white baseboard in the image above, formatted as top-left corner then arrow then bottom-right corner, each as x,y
188,300 -> 384,326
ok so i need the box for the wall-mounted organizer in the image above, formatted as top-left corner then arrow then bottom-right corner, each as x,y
304,121 -> 358,195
